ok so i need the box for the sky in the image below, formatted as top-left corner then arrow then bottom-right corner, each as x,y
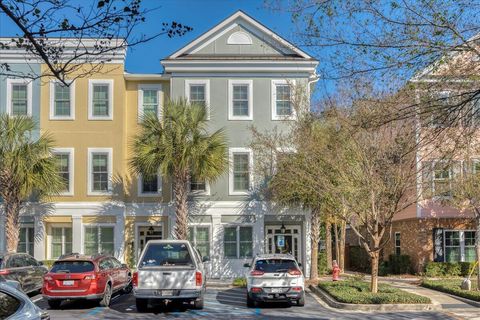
0,0 -> 303,74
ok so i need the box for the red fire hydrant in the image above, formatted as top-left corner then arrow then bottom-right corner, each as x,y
332,260 -> 341,281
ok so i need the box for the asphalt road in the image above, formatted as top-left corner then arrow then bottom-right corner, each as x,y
32,287 -> 455,320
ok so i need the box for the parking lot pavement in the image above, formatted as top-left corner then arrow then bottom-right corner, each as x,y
32,287 -> 455,320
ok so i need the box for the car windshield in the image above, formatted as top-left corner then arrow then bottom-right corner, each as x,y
254,259 -> 297,273
50,261 -> 95,273
140,243 -> 193,267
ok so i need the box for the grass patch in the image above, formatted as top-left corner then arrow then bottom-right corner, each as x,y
318,280 -> 431,304
422,279 -> 480,302
232,277 -> 247,287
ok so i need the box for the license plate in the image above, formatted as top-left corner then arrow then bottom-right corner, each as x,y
271,288 -> 283,293
154,290 -> 173,296
63,280 -> 74,286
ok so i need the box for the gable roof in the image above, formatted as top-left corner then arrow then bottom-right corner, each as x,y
166,10 -> 313,60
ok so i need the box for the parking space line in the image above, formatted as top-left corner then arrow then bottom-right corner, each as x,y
31,296 -> 43,303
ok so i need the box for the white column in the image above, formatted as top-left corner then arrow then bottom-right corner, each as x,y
211,214 -> 222,279
115,213 -> 125,261
0,215 -> 5,252
72,215 -> 82,254
253,209 -> 265,256
33,215 -> 45,261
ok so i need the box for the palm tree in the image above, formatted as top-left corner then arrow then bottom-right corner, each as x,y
130,99 -> 228,240
0,114 -> 64,252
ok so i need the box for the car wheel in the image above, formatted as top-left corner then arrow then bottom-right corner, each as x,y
193,298 -> 204,310
122,280 -> 133,294
99,283 -> 112,307
297,293 -> 305,307
48,300 -> 62,309
246,294 -> 256,308
136,298 -> 148,312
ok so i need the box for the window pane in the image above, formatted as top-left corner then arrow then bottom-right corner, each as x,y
276,85 -> 292,116
143,89 -> 158,115
190,175 -> 206,192
92,84 -> 109,116
224,227 -> 236,241
445,247 -> 461,262
55,153 -> 70,192
445,231 -> 460,246
92,153 -> 109,192
11,84 -> 28,115
232,84 -> 249,116
233,153 -> 250,191
190,85 -> 206,106
465,247 -> 476,262
196,227 -> 209,242
100,227 -> 114,255
239,242 -> 253,258
224,243 -> 237,258
464,231 -> 476,246
239,227 -> 252,241
0,291 -> 21,319
142,174 -> 158,193
54,83 -> 71,116
84,227 -> 98,255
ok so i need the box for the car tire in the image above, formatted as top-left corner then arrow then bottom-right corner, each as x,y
48,300 -> 62,309
246,294 -> 256,308
297,293 -> 305,307
99,283 -> 112,307
193,298 -> 204,309
136,298 -> 148,312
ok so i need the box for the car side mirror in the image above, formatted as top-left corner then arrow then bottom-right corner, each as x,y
243,263 -> 251,268
202,256 -> 210,263
298,263 -> 302,267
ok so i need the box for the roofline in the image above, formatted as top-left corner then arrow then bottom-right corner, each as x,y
124,73 -> 169,80
167,10 -> 314,60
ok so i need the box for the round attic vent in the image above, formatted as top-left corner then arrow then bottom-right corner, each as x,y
227,31 -> 253,45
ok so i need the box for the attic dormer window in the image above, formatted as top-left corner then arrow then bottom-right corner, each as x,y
227,31 -> 252,45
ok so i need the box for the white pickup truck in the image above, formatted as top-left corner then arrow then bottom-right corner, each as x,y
132,240 -> 208,311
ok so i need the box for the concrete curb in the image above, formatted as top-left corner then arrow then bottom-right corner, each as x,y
308,285 -> 441,312
430,290 -> 480,308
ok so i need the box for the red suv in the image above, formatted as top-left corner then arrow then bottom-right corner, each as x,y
42,254 -> 132,309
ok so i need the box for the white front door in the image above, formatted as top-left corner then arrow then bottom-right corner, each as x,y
265,225 -> 302,264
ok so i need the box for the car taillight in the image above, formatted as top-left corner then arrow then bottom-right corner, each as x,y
195,271 -> 202,286
44,275 -> 53,281
250,287 -> 262,293
250,270 -> 264,276
288,269 -> 302,276
132,272 -> 138,287
291,286 -> 302,291
84,274 -> 96,280
0,269 -> 10,275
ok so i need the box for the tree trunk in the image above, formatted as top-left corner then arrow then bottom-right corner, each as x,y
310,208 -> 321,281
172,171 -> 189,240
334,220 -> 339,264
370,250 -> 380,293
4,199 -> 21,252
325,220 -> 332,270
339,220 -> 346,273
476,214 -> 480,291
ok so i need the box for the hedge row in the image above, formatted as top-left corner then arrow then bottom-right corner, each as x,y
422,279 -> 480,301
318,281 -> 431,304
424,262 -> 478,277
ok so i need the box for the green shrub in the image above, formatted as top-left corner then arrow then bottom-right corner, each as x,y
318,280 -> 431,304
379,261 -> 390,276
422,279 -> 480,301
388,255 -> 411,274
424,262 -> 477,277
348,246 -> 370,273
232,277 -> 247,287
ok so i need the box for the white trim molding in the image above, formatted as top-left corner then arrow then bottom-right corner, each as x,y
87,148 -> 113,196
137,83 -> 163,122
228,79 -> 253,121
185,79 -> 210,120
271,79 -> 296,120
51,148 -> 75,196
88,79 -> 114,120
137,173 -> 163,197
228,147 -> 253,195
49,80 -> 75,120
6,78 -> 33,117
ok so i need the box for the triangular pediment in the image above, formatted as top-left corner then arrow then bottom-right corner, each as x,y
168,11 -> 311,60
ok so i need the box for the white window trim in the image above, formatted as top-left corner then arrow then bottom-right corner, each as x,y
47,224 -> 72,259
49,80 -> 75,120
222,224 -> 254,259
81,223 -> 116,255
52,147 -> 74,196
88,79 -> 114,120
137,83 -> 163,122
228,79 -> 253,120
6,78 -> 33,117
185,79 -> 210,120
229,147 -> 253,195
87,148 -> 113,195
137,173 -> 163,197
271,79 -> 296,120
443,229 -> 476,262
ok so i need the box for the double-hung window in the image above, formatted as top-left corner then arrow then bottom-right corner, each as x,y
138,84 -> 162,121
272,80 -> 295,120
88,79 -> 113,120
228,80 -> 253,120
52,148 -> 74,195
188,226 -> 210,258
186,80 -> 210,119
223,226 -> 253,259
84,226 -> 114,255
7,79 -> 32,116
229,148 -> 252,195
432,162 -> 452,197
17,226 -> 34,255
88,148 -> 112,195
50,227 -> 72,259
394,232 -> 401,256
464,231 -> 476,262
189,170 -> 209,195
50,81 -> 75,120
138,173 -> 162,196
